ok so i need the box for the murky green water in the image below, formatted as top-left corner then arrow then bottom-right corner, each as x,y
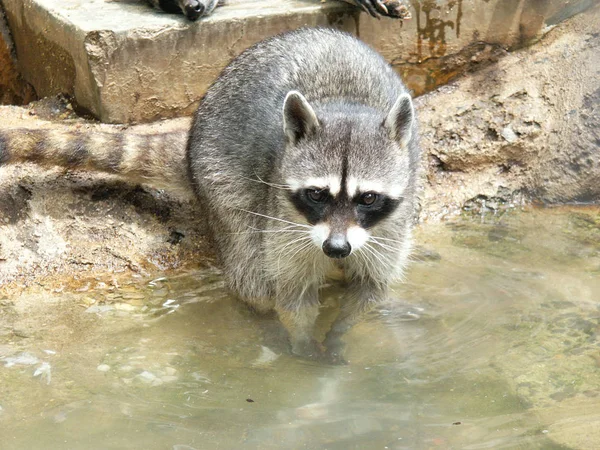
1,206 -> 599,449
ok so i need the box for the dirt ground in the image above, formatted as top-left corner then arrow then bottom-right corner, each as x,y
0,4 -> 599,294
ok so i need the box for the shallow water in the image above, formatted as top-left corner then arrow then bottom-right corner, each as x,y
1,206 -> 599,449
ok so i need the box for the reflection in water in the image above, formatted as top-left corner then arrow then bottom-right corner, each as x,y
1,206 -> 599,449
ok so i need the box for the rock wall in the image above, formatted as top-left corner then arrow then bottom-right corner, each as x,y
0,5 -> 36,105
418,3 -> 600,219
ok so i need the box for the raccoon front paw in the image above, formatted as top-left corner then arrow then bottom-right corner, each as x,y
383,0 -> 411,18
291,339 -> 347,365
291,338 -> 325,361
353,0 -> 411,19
323,346 -> 348,365
323,337 -> 348,365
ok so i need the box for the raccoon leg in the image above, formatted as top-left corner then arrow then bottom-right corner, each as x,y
275,284 -> 323,359
239,296 -> 275,315
323,280 -> 386,363
278,307 -> 323,359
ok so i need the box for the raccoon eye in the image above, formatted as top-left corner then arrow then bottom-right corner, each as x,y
306,188 -> 329,203
359,192 -> 378,206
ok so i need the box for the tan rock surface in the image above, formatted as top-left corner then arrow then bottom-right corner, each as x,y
418,2 -> 600,219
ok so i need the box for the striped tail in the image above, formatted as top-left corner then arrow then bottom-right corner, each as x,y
0,119 -> 191,192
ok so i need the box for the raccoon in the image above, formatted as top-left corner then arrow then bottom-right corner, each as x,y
0,28 -> 419,363
145,0 -> 405,21
187,28 -> 419,362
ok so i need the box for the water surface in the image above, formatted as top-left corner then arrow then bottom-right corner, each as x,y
1,206 -> 599,449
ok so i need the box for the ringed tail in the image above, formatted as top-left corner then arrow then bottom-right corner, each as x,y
0,120 -> 190,192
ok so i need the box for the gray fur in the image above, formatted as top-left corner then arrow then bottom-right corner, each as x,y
187,28 -> 420,362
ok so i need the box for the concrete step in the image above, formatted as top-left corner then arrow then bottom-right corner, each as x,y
2,0 -> 594,123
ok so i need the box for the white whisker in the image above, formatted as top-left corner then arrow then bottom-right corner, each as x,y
234,208 -> 311,229
240,173 -> 292,190
288,239 -> 314,261
362,243 -> 389,268
369,238 -> 400,252
369,235 -> 404,244
278,235 -> 312,254
354,243 -> 377,276
276,236 -> 313,275
228,228 -> 308,236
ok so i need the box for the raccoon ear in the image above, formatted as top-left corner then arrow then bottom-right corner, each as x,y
384,93 -> 415,148
283,91 -> 320,145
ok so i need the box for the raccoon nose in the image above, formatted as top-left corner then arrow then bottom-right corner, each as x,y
184,0 -> 205,20
322,235 -> 351,259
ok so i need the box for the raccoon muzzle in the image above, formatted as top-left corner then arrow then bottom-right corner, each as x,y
323,233 -> 352,259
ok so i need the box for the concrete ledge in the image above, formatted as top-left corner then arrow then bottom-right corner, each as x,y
3,0 -> 355,123
3,0 -> 596,123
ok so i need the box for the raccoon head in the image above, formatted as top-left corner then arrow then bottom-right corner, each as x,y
159,0 -> 219,20
280,90 -> 416,259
